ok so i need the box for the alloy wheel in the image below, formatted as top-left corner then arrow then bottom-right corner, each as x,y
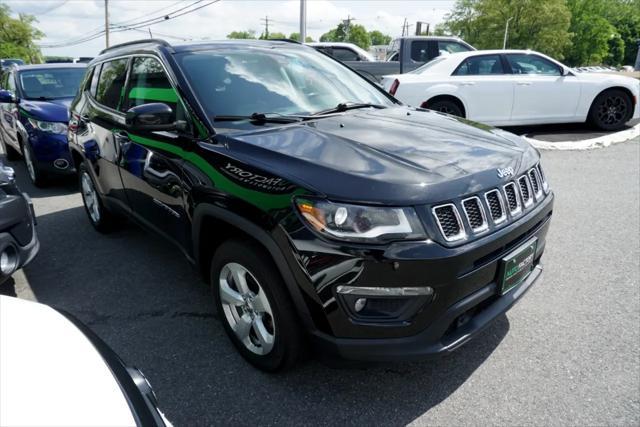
81,171 -> 101,224
219,262 -> 276,355
597,95 -> 628,126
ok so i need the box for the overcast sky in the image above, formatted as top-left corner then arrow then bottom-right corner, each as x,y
5,0 -> 455,57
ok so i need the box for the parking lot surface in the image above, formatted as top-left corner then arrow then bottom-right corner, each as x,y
1,137 -> 639,426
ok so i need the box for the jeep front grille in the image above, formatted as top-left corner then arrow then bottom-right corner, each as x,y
431,166 -> 548,243
462,197 -> 488,233
503,182 -> 521,215
433,204 -> 466,242
518,176 -> 533,208
484,189 -> 506,224
528,168 -> 542,198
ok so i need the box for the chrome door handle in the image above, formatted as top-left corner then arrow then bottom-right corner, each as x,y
460,81 -> 476,86
517,82 -> 532,86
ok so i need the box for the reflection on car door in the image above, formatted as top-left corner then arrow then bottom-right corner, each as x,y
506,53 -> 581,123
81,59 -> 131,206
0,71 -> 20,152
118,56 -> 191,249
451,54 -> 514,124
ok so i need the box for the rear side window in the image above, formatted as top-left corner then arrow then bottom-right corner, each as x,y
332,48 -> 359,62
410,41 -> 430,62
123,56 -> 179,121
438,41 -> 472,55
454,55 -> 504,76
95,58 -> 128,110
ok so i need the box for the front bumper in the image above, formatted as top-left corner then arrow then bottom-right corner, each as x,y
26,129 -> 75,175
313,264 -> 542,362
0,194 -> 39,284
282,190 -> 553,361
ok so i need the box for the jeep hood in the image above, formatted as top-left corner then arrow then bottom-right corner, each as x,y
227,107 -> 540,204
20,98 -> 72,123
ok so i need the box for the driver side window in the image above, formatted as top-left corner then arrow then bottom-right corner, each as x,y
506,54 -> 561,76
124,56 -> 190,131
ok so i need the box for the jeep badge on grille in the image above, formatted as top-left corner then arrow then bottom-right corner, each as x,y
497,167 -> 515,178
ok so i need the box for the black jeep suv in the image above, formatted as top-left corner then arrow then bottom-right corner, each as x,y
68,39 -> 553,371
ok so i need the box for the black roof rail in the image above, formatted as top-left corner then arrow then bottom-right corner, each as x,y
99,38 -> 170,55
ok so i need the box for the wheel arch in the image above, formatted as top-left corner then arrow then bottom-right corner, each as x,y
192,203 -> 316,331
421,94 -> 468,117
589,86 -> 636,113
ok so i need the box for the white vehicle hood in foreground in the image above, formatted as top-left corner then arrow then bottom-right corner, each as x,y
0,295 -> 136,427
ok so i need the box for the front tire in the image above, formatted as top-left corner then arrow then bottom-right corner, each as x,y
23,142 -> 46,187
211,239 -> 303,372
79,163 -> 118,233
589,89 -> 633,131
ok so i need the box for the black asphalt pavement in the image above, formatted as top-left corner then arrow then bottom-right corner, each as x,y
1,137 -> 638,426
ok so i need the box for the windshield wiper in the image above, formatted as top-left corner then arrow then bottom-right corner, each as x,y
213,112 -> 311,124
27,96 -> 55,101
313,102 -> 388,116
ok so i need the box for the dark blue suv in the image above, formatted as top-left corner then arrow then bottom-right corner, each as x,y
0,63 -> 86,186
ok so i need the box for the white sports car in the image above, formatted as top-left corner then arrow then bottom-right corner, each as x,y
382,49 -> 640,130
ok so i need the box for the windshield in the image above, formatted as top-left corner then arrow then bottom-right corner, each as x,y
175,46 -> 393,118
18,68 -> 86,100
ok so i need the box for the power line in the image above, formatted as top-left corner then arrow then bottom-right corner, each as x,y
39,0 -> 220,48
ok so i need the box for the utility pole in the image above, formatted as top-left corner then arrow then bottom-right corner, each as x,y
299,0 -> 306,43
104,0 -> 110,49
503,17 -> 513,49
341,15 -> 355,39
260,16 -> 270,39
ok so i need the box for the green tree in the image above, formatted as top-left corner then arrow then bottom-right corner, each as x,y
259,31 -> 287,40
320,23 -> 372,50
602,0 -> 640,66
368,30 -> 392,46
564,0 -> 616,66
443,0 -> 571,59
226,30 -> 257,39
289,32 -> 314,42
0,4 -> 43,63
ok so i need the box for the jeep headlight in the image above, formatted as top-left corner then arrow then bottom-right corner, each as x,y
295,198 -> 427,243
28,118 -> 67,134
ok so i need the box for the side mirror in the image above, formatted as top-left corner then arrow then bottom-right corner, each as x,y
561,67 -> 572,76
0,90 -> 16,103
126,103 -> 176,132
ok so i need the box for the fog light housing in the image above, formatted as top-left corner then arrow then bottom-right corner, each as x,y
336,285 -> 434,323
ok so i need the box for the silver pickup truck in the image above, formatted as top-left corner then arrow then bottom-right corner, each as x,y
343,36 -> 475,82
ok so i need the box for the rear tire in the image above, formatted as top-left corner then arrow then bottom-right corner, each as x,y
428,99 -> 464,117
79,163 -> 118,233
211,239 -> 303,372
588,89 -> 633,131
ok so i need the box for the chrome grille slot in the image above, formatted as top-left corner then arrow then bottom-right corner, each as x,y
518,175 -> 533,208
462,197 -> 488,233
432,204 -> 466,242
503,182 -> 521,215
537,164 -> 549,193
484,189 -> 506,225
528,168 -> 542,198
